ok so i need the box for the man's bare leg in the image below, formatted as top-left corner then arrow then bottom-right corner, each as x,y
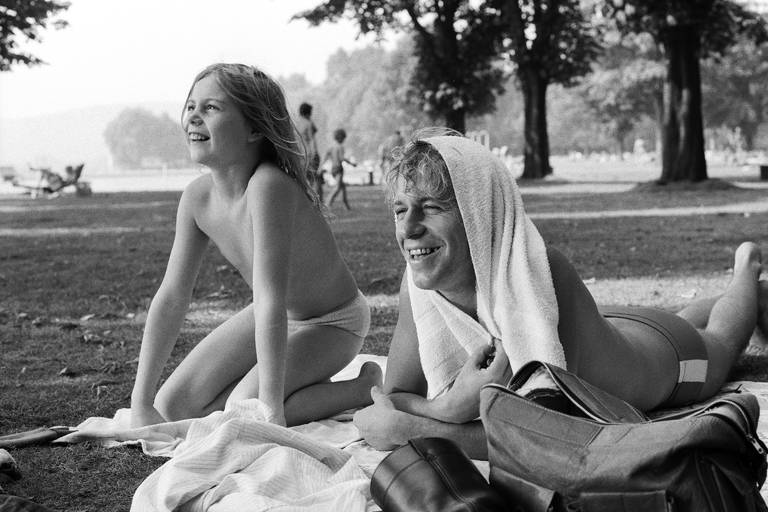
696,242 -> 763,397
677,252 -> 767,350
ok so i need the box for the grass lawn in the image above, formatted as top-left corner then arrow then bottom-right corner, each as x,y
1,180 -> 767,511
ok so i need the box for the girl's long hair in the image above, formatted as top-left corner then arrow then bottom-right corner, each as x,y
185,63 -> 320,208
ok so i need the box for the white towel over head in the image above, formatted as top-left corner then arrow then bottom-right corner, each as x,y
406,135 -> 565,398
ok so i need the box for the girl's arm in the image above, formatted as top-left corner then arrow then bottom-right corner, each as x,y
246,167 -> 298,426
130,184 -> 208,426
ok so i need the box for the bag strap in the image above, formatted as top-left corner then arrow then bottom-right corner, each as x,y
509,361 -> 647,424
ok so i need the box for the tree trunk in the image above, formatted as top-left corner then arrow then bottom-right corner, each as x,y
519,67 -> 552,179
660,25 -> 707,183
445,107 -> 466,134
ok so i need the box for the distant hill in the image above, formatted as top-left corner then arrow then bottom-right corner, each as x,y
0,101 -> 181,177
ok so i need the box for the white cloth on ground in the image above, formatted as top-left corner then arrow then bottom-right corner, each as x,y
56,355 -> 391,512
407,136 -> 565,398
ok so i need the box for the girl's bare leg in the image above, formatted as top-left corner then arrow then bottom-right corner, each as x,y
695,242 -> 763,397
284,361 -> 382,426
155,306 -> 382,424
154,305 -> 259,421
227,324 -> 382,426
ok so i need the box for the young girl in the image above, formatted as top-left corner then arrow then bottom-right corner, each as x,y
130,63 -> 381,428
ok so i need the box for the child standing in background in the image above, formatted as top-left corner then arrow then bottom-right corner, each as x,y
130,63 -> 381,428
324,128 -> 356,210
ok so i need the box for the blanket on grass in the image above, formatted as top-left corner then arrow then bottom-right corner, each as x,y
55,355 -> 768,510
56,355 -> 393,511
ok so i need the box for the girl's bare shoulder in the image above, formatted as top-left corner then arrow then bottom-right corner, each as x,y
179,174 -> 213,208
245,163 -> 301,204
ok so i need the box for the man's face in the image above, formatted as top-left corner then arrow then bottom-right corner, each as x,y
392,177 -> 475,300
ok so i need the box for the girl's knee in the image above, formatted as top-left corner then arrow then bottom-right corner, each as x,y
155,384 -> 199,421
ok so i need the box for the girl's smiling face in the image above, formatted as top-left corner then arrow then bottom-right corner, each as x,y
182,74 -> 258,169
393,176 -> 475,302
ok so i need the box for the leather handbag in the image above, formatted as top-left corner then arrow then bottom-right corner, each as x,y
370,436 -> 507,511
480,361 -> 768,512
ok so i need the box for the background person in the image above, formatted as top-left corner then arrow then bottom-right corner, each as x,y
323,128 -> 356,210
296,102 -> 323,202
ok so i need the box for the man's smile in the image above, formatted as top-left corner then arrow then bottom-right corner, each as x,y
407,246 -> 441,261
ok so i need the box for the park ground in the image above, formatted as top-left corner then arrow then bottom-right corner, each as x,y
1,159 -> 768,511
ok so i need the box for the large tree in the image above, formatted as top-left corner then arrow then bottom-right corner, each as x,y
0,0 -> 69,71
496,0 -> 601,178
104,108 -> 189,170
295,1 -> 506,134
604,0 -> 768,183
702,38 -> 768,151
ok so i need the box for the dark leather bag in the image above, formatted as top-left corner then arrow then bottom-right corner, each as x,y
480,361 -> 768,512
370,436 -> 507,511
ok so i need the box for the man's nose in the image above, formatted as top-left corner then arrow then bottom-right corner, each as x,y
399,210 -> 425,238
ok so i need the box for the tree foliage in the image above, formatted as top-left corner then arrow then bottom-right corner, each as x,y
702,38 -> 768,151
603,0 -> 768,182
0,0 -> 69,71
103,108 -> 190,170
580,34 -> 664,154
294,0 -> 506,133
497,0 -> 602,178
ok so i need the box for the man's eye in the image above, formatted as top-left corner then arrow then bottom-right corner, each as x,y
394,208 -> 406,218
205,104 -> 218,111
185,104 -> 194,111
424,203 -> 442,211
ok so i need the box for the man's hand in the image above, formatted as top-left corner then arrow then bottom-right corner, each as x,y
353,386 -> 412,451
130,403 -> 167,429
433,340 -> 511,424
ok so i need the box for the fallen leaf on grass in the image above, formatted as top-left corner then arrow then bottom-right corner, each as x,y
57,320 -> 80,331
79,314 -> 96,322
91,379 -> 120,388
80,331 -> 104,344
100,361 -> 121,374
680,289 -> 697,299
582,277 -> 596,284
58,367 -> 79,377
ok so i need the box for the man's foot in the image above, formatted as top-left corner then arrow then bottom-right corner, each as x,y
733,242 -> 762,278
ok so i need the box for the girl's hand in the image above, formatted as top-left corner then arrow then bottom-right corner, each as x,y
130,403 -> 167,428
263,401 -> 287,427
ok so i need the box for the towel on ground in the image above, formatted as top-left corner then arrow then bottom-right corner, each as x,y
408,136 -> 565,398
56,355 -> 390,511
